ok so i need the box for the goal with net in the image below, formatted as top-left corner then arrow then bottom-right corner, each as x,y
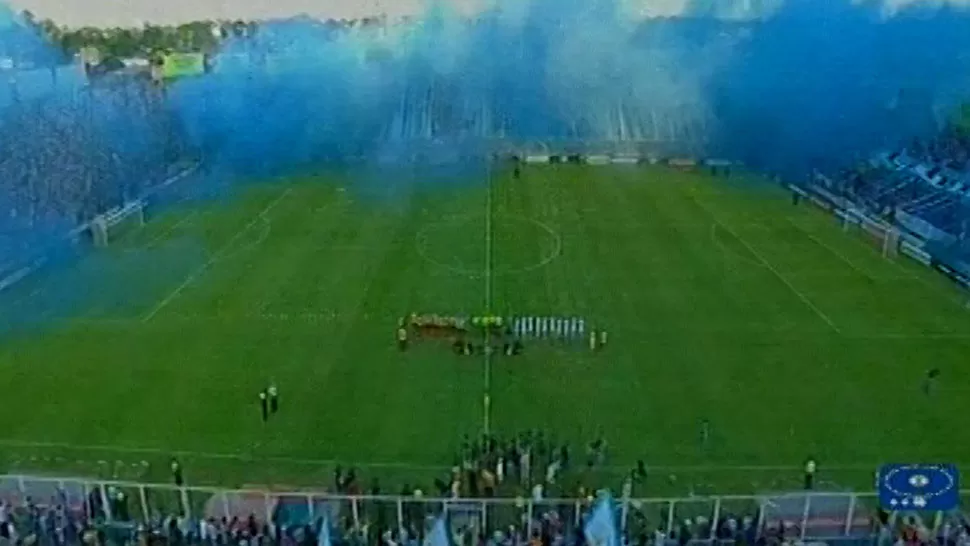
89,200 -> 145,247
836,208 -> 900,258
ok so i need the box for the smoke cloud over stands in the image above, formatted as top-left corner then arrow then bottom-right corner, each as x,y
0,4 -> 196,326
169,0 -> 970,178
2,0 -> 970,324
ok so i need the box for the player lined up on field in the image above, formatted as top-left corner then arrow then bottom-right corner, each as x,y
511,316 -> 585,339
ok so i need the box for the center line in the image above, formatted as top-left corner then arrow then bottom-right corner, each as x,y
483,161 -> 494,436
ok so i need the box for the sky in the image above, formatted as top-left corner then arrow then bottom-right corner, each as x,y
4,0 -> 970,27
1,0 -> 767,27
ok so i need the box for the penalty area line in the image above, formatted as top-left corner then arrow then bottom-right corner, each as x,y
691,196 -> 841,334
140,189 -> 292,323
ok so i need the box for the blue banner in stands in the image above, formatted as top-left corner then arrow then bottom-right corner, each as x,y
878,464 -> 959,511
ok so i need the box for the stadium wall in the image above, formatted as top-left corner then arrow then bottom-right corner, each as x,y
514,152 -> 732,170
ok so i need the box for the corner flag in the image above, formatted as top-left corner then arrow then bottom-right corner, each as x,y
317,512 -> 333,546
584,492 -> 621,546
425,514 -> 452,546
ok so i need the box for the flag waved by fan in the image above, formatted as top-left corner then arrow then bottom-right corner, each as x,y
584,492 -> 621,546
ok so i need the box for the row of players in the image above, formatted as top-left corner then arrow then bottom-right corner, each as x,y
397,317 -> 608,351
511,316 -> 586,339
403,314 -> 590,338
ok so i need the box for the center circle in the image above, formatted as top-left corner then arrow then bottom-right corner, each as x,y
416,213 -> 561,277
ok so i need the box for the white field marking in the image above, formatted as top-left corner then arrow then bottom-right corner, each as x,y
56,312 -> 342,327
709,223 -> 766,269
782,216 -> 873,281
786,203 -> 966,307
691,196 -> 841,334
483,164 -> 494,436
210,216 -> 272,264
883,253 -> 970,313
414,213 -> 561,278
0,437 -> 911,474
142,211 -> 199,249
796,211 -> 969,313
115,163 -> 202,242
140,189 -> 293,322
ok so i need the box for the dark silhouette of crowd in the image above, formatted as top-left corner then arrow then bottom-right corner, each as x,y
3,489 -> 969,546
0,75 -> 194,276
819,124 -> 970,240
1,433 -> 966,546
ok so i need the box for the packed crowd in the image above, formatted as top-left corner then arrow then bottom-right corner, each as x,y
1,433 -> 967,546
0,75 -> 192,274
820,124 -> 970,236
2,487 -> 968,546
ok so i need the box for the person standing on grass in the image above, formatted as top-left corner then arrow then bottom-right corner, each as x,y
586,433 -> 607,468
520,446 -> 531,488
923,368 -> 940,396
397,324 -> 408,351
700,419 -> 711,452
804,456 -> 817,490
545,458 -> 560,485
268,383 -> 279,415
258,389 -> 269,422
635,459 -> 647,482
170,458 -> 183,487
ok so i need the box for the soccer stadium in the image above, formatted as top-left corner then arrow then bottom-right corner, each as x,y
1,0 -> 970,545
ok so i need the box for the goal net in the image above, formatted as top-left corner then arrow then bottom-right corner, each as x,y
837,209 -> 899,258
89,201 -> 145,247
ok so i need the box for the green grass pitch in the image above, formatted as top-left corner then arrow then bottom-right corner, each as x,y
0,164 -> 969,503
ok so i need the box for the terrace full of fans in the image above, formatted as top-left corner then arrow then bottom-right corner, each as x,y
0,74 -> 195,279
817,124 -> 970,247
0,479 -> 967,546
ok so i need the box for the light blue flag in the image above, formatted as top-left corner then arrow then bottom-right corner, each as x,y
424,514 -> 452,546
584,492 -> 621,546
317,512 -> 333,546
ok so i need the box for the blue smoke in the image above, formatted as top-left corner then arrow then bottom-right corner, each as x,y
709,0 -> 970,176
4,0 -> 970,325
168,0 -> 970,179
0,9 -> 196,326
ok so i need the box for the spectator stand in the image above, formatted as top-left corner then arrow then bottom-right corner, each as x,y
1,474 -> 968,546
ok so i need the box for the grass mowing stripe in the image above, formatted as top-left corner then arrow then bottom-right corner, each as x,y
483,162 -> 494,435
140,188 -> 293,322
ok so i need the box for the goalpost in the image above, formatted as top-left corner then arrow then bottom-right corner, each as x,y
820,200 -> 902,260
882,228 -> 901,258
89,201 -> 146,247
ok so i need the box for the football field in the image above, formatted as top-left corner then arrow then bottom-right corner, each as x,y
1,164 -> 969,498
